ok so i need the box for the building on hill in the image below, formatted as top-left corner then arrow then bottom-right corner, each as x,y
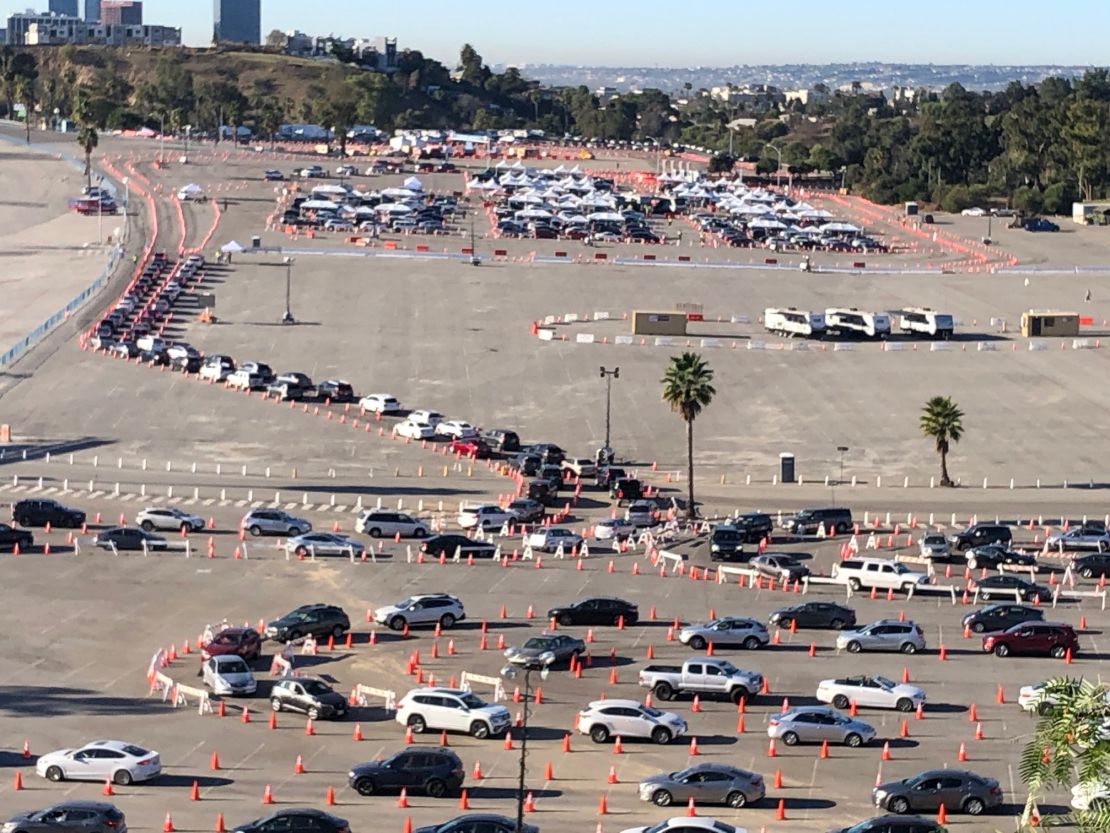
49,0 -> 79,16
100,0 -> 142,25
23,18 -> 180,46
213,0 -> 261,46
84,0 -> 101,22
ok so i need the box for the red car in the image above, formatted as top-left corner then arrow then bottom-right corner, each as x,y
982,622 -> 1078,658
202,627 -> 263,662
448,438 -> 491,459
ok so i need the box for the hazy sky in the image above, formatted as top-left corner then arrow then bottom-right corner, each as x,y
5,0 -> 1109,66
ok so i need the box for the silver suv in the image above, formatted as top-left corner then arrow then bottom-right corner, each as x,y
241,509 -> 311,537
836,619 -> 926,654
374,594 -> 466,631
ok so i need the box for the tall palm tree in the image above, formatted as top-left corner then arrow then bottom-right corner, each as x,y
77,124 -> 98,190
919,395 -> 964,487
15,75 -> 34,143
661,352 -> 716,520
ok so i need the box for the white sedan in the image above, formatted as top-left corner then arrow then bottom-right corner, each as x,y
201,654 -> 257,696
37,740 -> 161,785
961,206 -> 986,216
595,518 -> 636,541
528,527 -> 584,553
394,420 -> 435,440
816,674 -> 926,712
435,420 -> 478,439
359,393 -> 401,414
619,819 -> 741,833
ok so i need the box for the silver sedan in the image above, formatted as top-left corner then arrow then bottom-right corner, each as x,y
639,763 -> 765,809
767,707 -> 876,747
284,533 -> 365,558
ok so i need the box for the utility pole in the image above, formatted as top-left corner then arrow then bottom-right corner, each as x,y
599,367 -> 619,454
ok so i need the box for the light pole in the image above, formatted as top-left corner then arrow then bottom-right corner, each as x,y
282,256 -> 295,324
599,366 -> 619,460
765,141 -> 783,188
157,112 -> 165,164
501,651 -> 554,833
833,445 -> 848,504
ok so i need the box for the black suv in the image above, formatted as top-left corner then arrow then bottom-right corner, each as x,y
733,512 -> 774,542
317,380 -> 356,403
948,523 -> 1011,552
548,597 -> 639,626
12,499 -> 86,528
482,429 -> 521,455
610,478 -> 642,505
831,815 -> 946,833
783,507 -> 852,536
0,522 -> 33,552
709,525 -> 746,562
270,677 -> 349,719
348,748 -> 465,798
521,443 -> 565,465
265,604 -> 350,642
171,354 -> 202,374
4,801 -> 127,833
1072,552 -> 1110,579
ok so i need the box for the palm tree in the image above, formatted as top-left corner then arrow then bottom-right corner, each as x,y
661,352 -> 716,520
77,124 -> 98,190
15,75 -> 35,143
919,395 -> 964,487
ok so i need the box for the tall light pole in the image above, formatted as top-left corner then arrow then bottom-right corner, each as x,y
833,445 -> 848,504
599,366 -> 619,457
282,256 -> 295,324
765,141 -> 783,188
501,651 -> 554,833
158,112 -> 165,164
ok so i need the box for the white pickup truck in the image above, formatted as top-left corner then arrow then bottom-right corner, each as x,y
638,658 -> 763,704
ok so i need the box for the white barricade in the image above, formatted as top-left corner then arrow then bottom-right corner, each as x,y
521,543 -> 534,561
460,671 -> 506,702
174,683 -> 212,714
300,634 -> 318,655
929,342 -> 950,352
543,315 -> 557,326
716,565 -> 757,584
788,341 -> 809,352
576,333 -> 595,344
656,549 -> 684,573
1052,587 -> 1107,610
537,329 -> 555,341
150,670 -> 174,697
565,313 -> 580,323
977,342 -> 997,352
833,343 -> 854,352
884,343 -> 904,352
148,649 -> 166,680
654,336 -> 674,347
353,683 -> 397,712
614,335 -> 634,345
747,340 -> 766,351
1028,340 -> 1048,351
700,338 -> 721,348
1073,339 -> 1096,350
594,311 -> 611,321
730,314 -> 751,324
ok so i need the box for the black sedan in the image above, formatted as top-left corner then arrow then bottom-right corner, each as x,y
414,816 -> 538,833
420,534 -> 496,560
548,597 -> 638,627
961,603 -> 1044,633
769,601 -> 856,630
4,801 -> 126,833
1072,552 -> 1110,579
234,810 -> 349,833
965,545 -> 1037,570
0,522 -> 33,552
973,574 -> 1052,602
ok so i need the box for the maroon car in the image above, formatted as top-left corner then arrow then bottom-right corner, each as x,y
982,622 -> 1079,658
202,627 -> 263,662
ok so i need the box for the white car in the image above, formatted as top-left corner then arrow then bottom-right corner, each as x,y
577,698 -> 687,745
528,527 -> 584,552
284,532 -> 364,558
961,206 -> 987,216
595,517 -> 636,541
625,501 -> 658,528
1046,527 -> 1110,552
201,654 -> 257,696
356,510 -> 429,538
395,687 -> 511,739
136,506 -> 205,533
359,393 -> 401,414
918,533 -> 950,560
37,740 -> 162,785
458,504 -> 514,530
619,819 -> 743,833
1072,781 -> 1110,811
199,356 -> 234,382
435,420 -> 478,439
393,420 -> 435,440
561,457 -> 597,478
407,409 -> 444,428
135,335 -> 165,353
816,674 -> 926,712
226,369 -> 264,390
374,593 -> 466,630
166,343 -> 197,361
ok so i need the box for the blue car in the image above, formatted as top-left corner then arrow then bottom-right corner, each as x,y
1025,218 -> 1059,232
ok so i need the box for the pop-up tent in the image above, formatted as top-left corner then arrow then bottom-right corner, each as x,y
220,240 -> 245,253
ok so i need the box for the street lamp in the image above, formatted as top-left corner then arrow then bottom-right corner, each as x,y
599,366 -> 619,463
832,445 -> 849,504
282,256 -> 296,324
500,651 -> 555,833
764,141 -> 783,189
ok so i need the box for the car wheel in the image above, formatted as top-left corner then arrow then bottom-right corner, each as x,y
727,791 -> 748,808
440,613 -> 456,629
971,621 -> 986,633
389,616 -> 406,631
844,733 -> 863,748
651,727 -> 672,745
994,644 -> 1010,657
16,516 -> 31,527
835,522 -> 848,535
307,707 -> 319,720
271,698 -> 282,712
743,636 -> 762,650
368,528 -> 382,538
425,778 -> 447,798
354,777 -> 375,796
846,640 -> 862,653
689,635 -> 707,650
1081,567 -> 1095,578
730,687 -> 750,704
332,624 -> 345,639
896,698 -> 914,712
848,578 -> 862,591
140,520 -> 154,531
288,630 -> 302,642
901,642 -> 918,655
1050,645 -> 1066,658
408,715 -> 427,733
781,731 -> 799,746
961,796 -> 986,815
829,618 -> 846,630
470,721 -> 490,739
654,682 -> 675,701
832,694 -> 850,709
888,796 -> 910,814
45,766 -> 64,782
180,523 -> 190,534
590,725 -> 610,744
652,789 -> 674,807
414,529 -> 427,538
558,613 -> 574,627
249,525 -> 262,537
777,617 -> 793,629
113,770 -> 133,786
967,558 -> 978,570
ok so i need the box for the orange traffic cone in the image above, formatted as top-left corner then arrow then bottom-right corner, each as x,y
294,755 -> 305,774
776,799 -> 787,821
325,786 -> 336,806
305,718 -> 315,736
262,784 -> 274,804
164,812 -> 175,833
773,769 -> 783,789
215,813 -> 227,833
13,771 -> 23,790
607,765 -> 618,784
937,804 -> 947,825
596,795 -> 607,815
819,739 -> 829,759
397,788 -> 409,809
881,741 -> 892,761
958,742 -> 969,762
688,736 -> 699,756
544,761 -> 554,780
613,736 -> 623,754
103,777 -> 115,796
503,731 -> 514,750
459,789 -> 470,810
686,797 -> 697,816
402,819 -> 412,833
210,751 -> 221,771
353,723 -> 363,741
190,780 -> 200,801
524,792 -> 536,813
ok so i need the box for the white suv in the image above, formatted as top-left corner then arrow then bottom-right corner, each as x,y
408,409 -> 444,428
458,504 -> 514,530
136,506 -> 205,533
577,698 -> 687,745
528,527 -> 584,552
395,687 -> 511,739
374,594 -> 465,630
359,393 -> 401,414
356,510 -> 429,538
831,557 -> 930,593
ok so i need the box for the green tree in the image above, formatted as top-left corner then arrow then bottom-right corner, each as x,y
1018,677 -> 1109,832
76,124 -> 98,190
919,395 -> 964,487
14,74 -> 35,143
458,44 -> 488,86
661,353 -> 716,520
0,47 -> 38,121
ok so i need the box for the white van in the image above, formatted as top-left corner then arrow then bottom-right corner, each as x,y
825,308 -> 891,339
136,335 -> 166,353
897,308 -> 955,339
764,308 -> 826,338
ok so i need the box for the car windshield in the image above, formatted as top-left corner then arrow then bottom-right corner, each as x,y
394,598 -> 415,610
892,563 -> 909,574
642,823 -> 672,833
874,676 -> 895,688
523,638 -> 552,650
715,661 -> 740,675
641,706 -> 663,718
220,659 -> 249,674
304,681 -> 331,695
459,693 -> 485,709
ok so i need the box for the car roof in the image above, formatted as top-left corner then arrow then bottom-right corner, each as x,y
53,801 -> 119,811
212,654 -> 249,664
86,739 -> 136,750
588,698 -> 643,709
